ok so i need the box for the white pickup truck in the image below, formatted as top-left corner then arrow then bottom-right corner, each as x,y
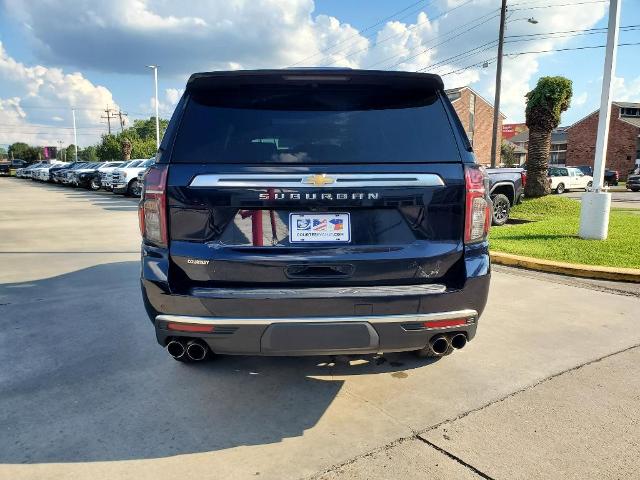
548,166 -> 593,194
112,158 -> 155,196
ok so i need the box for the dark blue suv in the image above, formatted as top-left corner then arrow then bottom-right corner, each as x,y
139,69 -> 491,362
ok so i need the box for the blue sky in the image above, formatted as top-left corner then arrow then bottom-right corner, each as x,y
0,0 -> 638,148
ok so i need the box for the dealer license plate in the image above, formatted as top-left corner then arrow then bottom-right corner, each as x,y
289,213 -> 351,243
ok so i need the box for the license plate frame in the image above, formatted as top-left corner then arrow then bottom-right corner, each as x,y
289,213 -> 351,243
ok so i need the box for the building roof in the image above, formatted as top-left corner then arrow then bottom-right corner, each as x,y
445,86 -> 507,118
567,101 -> 640,130
508,128 -> 567,144
504,140 -> 527,154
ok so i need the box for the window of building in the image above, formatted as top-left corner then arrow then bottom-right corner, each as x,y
549,142 -> 567,165
468,93 -> 476,146
621,107 -> 640,117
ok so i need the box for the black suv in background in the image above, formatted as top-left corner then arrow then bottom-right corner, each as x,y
139,69 -> 491,363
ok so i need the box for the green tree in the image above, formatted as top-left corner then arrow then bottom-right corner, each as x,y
65,144 -> 77,162
130,117 -> 169,141
0,146 -> 7,160
501,141 -> 518,167
79,146 -> 98,162
8,142 -> 31,160
96,134 -> 122,161
525,76 -> 573,197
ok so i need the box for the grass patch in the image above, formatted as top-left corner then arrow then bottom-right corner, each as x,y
490,195 -> 640,269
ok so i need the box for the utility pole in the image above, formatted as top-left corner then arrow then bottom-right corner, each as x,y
579,0 -> 621,240
147,65 -> 160,149
101,106 -> 116,135
117,110 -> 128,132
490,0 -> 507,168
72,109 -> 78,161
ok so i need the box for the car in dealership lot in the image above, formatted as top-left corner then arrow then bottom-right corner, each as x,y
16,162 -> 50,179
548,166 -> 593,194
50,162 -> 82,183
0,161 -> 10,176
572,165 -> 619,187
112,158 -> 155,196
101,160 -> 142,191
485,167 -> 526,226
32,161 -> 64,181
0,159 -> 27,176
60,162 -> 91,185
140,68 -> 491,363
82,161 -> 125,190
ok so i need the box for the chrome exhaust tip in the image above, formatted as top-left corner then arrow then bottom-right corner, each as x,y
167,339 -> 186,359
430,335 -> 450,356
186,339 -> 209,361
450,333 -> 467,350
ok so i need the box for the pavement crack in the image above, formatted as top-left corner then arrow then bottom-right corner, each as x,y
416,436 -> 496,480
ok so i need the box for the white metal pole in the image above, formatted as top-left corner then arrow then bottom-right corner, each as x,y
153,66 -> 160,149
579,0 -> 621,240
72,109 -> 78,161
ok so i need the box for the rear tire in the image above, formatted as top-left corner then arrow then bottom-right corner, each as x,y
632,188 -> 640,192
555,183 -> 565,194
587,181 -> 593,189
491,193 -> 510,226
127,179 -> 141,197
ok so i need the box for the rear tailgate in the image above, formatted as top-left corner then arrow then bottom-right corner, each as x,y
162,70 -> 467,292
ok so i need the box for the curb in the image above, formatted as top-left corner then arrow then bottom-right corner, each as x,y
490,251 -> 640,283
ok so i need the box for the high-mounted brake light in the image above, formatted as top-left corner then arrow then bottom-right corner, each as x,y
139,164 -> 168,247
464,165 -> 491,244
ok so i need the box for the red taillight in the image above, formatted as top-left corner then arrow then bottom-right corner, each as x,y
139,164 -> 168,247
521,170 -> 527,188
422,318 -> 468,329
464,165 -> 490,244
167,322 -> 215,333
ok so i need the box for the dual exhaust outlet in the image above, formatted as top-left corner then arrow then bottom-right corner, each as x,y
428,332 -> 467,356
166,338 -> 210,361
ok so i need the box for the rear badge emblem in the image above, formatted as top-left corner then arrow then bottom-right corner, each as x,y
187,259 -> 210,265
302,174 -> 335,186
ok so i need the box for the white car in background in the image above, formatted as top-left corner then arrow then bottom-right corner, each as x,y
101,159 -> 142,191
31,161 -> 63,181
112,158 -> 155,196
548,166 -> 593,194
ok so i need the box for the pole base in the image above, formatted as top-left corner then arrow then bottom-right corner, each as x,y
579,192 -> 611,240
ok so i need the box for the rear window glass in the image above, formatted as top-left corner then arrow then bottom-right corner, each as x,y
170,86 -> 460,164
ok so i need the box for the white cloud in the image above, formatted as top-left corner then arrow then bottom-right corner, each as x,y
0,42 -> 118,146
613,75 -> 640,102
573,92 -> 588,106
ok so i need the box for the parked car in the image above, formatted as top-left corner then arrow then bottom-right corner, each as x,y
0,161 -> 9,176
16,162 -> 49,179
485,168 -> 526,226
32,161 -> 64,181
82,161 -> 124,190
60,162 -> 90,185
548,166 -> 593,194
627,171 -> 640,192
102,160 -> 142,190
50,162 -> 82,183
571,165 -> 619,186
70,162 -> 112,188
140,69 -> 491,363
4,159 -> 27,176
112,158 -> 154,196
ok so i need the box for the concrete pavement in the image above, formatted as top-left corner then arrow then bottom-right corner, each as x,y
1,177 -> 639,479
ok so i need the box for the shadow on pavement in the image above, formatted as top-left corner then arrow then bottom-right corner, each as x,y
0,261 -> 436,464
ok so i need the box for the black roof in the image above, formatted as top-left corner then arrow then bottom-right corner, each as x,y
186,68 -> 444,92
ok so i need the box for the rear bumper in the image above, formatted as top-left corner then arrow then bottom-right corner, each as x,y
141,243 -> 490,355
155,310 -> 478,356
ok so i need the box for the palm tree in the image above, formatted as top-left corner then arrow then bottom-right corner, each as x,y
121,138 -> 132,161
525,76 -> 573,197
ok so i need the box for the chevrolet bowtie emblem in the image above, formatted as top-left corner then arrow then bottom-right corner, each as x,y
302,174 -> 335,186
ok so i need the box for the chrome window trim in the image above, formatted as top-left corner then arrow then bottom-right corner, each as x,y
189,173 -> 445,188
156,309 -> 477,326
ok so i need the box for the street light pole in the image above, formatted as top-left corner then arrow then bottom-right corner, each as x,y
579,0 -> 621,240
72,108 -> 78,161
490,0 -> 507,168
147,65 -> 160,149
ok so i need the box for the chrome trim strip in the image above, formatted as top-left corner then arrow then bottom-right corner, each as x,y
189,173 -> 445,188
156,309 -> 477,326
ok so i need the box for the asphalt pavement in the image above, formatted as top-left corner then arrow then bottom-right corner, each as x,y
1,177 -> 639,480
564,187 -> 640,210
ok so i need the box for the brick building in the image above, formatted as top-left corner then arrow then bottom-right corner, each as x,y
446,86 -> 505,166
566,102 -> 640,175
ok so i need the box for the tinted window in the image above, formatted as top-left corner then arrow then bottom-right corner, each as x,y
171,87 -> 460,164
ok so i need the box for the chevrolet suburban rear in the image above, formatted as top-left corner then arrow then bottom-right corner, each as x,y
139,69 -> 491,362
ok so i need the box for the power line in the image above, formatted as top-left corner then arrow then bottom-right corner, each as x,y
323,0 -> 476,67
510,0 -> 607,12
288,0 -> 437,67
